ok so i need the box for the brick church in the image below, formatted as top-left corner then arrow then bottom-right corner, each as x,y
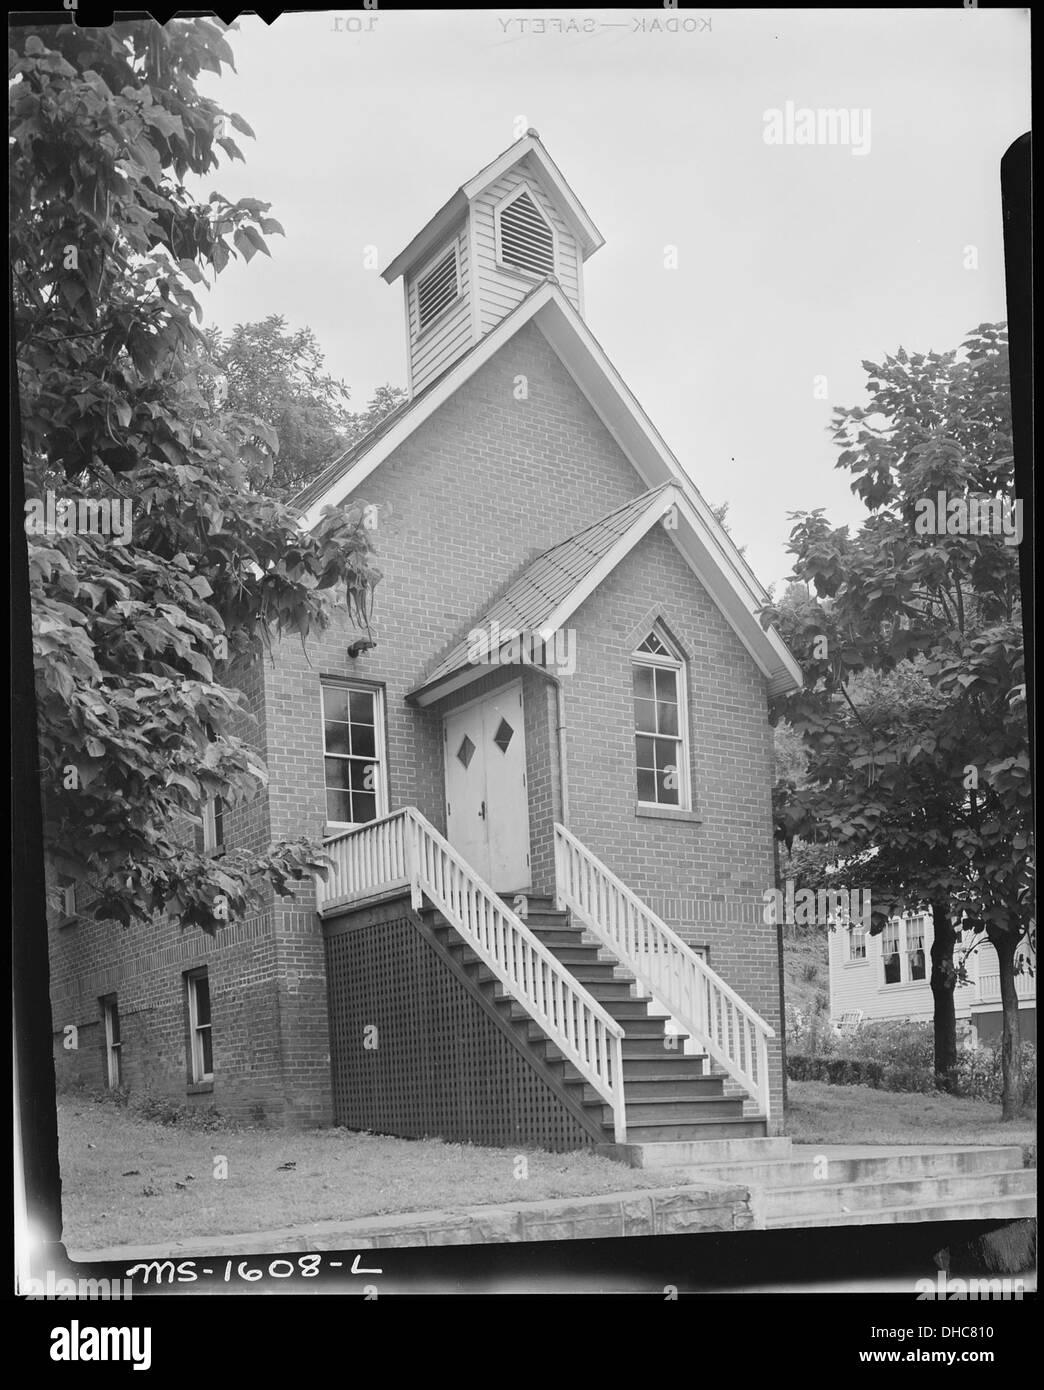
49,131 -> 802,1148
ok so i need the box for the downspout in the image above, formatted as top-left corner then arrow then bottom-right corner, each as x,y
528,665 -> 570,830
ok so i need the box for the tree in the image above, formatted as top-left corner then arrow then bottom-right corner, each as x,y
199,317 -> 405,496
12,19 -> 380,932
762,325 -> 1032,1113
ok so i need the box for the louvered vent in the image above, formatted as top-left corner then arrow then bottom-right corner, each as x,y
416,247 -> 459,330
499,191 -> 555,276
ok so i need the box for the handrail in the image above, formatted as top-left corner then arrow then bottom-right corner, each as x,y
554,822 -> 774,1118
318,809 -> 627,1142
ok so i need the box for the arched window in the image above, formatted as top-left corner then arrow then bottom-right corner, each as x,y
632,626 -> 691,810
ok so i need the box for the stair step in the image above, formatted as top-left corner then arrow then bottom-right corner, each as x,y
673,1146 -> 1028,1190
606,1098 -> 745,1125
767,1192 -> 1037,1229
589,1078 -> 725,1102
621,1035 -> 694,1057
763,1167 -> 1037,1220
602,1135 -> 790,1167
622,1117 -> 768,1142
621,1058 -> 710,1080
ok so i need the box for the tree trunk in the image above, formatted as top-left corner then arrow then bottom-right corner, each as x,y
930,900 -> 958,1091
986,926 -> 1024,1120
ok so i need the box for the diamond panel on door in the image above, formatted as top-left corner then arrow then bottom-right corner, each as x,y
493,719 -> 514,754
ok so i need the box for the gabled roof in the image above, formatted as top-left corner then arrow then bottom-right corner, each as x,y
410,486 -> 676,704
291,279 -> 803,699
380,129 -> 605,285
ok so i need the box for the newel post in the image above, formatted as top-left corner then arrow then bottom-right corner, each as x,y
405,813 -> 423,911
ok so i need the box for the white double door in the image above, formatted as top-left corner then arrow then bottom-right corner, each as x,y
443,682 -> 531,893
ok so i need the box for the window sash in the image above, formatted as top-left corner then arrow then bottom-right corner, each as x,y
322,682 -> 387,827
103,998 -> 122,1088
187,973 -> 213,1082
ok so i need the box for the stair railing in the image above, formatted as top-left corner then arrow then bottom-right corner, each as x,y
319,809 -> 627,1141
554,823 -> 774,1119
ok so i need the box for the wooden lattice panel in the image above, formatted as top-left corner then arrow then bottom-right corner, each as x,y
324,901 -> 595,1151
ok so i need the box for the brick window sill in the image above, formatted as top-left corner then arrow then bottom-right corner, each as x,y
186,1081 -> 214,1096
635,804 -> 702,824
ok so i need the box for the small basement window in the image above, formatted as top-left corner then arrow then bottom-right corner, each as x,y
415,245 -> 460,332
497,187 -> 555,278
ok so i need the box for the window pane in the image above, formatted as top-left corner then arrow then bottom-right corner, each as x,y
325,757 -> 351,790
883,953 -> 901,985
909,950 -> 926,982
322,685 -> 350,723
110,1004 -> 121,1046
351,720 -> 376,758
657,700 -> 679,737
635,736 -> 656,770
637,768 -> 657,803
653,737 -> 678,773
656,768 -> 680,805
324,720 -> 350,755
632,666 -> 654,700
194,975 -> 211,1027
349,690 -> 374,725
351,791 -> 377,824
654,667 -> 678,703
633,697 -> 657,733
200,1027 -> 213,1076
327,790 -> 351,823
349,759 -> 375,792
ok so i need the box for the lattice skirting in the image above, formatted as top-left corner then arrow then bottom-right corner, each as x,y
323,896 -> 596,1151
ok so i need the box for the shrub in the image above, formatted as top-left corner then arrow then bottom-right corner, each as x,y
836,1018 -> 934,1073
956,1042 -> 1037,1106
134,1091 -> 226,1131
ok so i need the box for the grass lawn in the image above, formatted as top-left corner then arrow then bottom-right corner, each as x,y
58,1099 -> 688,1253
786,1079 -> 1036,1153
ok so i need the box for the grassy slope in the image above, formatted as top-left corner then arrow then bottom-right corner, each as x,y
58,1101 -> 690,1252
787,1080 -> 1036,1152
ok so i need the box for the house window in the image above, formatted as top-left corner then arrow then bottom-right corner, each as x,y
186,969 -> 213,1083
882,920 -> 902,984
322,681 -> 387,827
201,795 -> 224,852
101,995 -> 122,1088
848,923 -> 867,961
496,187 -> 555,277
56,873 -> 77,921
632,628 -> 690,810
415,244 -> 460,332
907,916 -> 927,981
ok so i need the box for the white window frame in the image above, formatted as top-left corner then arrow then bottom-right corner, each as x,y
847,922 -> 867,962
201,795 -> 223,853
494,181 -> 558,280
905,914 -> 928,982
186,969 -> 213,1084
101,995 -> 122,1089
321,680 -> 390,830
632,627 -> 692,812
412,239 -> 462,338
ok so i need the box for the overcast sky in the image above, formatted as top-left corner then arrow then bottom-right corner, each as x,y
190,7 -> 1030,590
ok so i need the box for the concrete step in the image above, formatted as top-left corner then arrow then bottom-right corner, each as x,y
602,1135 -> 793,1168
768,1191 -> 1037,1229
669,1146 -> 1027,1190
623,1116 -> 767,1143
763,1166 -> 1037,1220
